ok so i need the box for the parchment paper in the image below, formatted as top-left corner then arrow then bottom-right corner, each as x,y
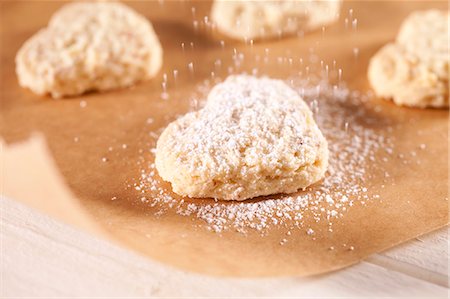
1,0 -> 448,277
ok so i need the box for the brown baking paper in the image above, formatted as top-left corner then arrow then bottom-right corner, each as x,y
1,1 -> 448,277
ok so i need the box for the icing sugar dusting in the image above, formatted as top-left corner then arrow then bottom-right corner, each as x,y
134,76 -> 393,234
155,75 -> 328,201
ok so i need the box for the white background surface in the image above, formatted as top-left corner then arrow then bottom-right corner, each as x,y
1,196 -> 448,298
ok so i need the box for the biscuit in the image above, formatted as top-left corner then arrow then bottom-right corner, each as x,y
155,75 -> 329,201
368,10 -> 449,108
211,0 -> 342,40
16,2 -> 162,98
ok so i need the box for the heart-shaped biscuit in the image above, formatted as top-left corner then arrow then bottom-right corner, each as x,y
16,2 -> 162,98
155,75 -> 329,201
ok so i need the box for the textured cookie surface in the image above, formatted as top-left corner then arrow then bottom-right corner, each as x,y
211,0 -> 342,40
16,2 -> 162,98
155,75 -> 329,201
368,10 -> 449,108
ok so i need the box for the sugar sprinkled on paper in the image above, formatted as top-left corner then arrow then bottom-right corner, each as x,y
133,77 -> 394,234
79,100 -> 87,108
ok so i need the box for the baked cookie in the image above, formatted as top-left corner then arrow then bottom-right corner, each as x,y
16,2 -> 162,98
368,10 -> 449,108
211,0 -> 342,40
155,75 -> 329,201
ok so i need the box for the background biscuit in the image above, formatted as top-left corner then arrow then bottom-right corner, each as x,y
16,2 -> 162,98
